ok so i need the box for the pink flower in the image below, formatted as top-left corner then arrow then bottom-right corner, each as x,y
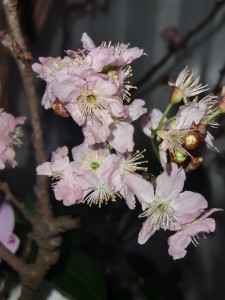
0,202 -> 20,256
169,66 -> 209,104
109,149 -> 148,209
141,108 -> 164,137
37,146 -> 84,206
0,109 -> 26,169
124,163 -> 207,244
107,99 -> 147,153
157,102 -> 208,167
71,143 -> 118,207
168,208 -> 222,260
81,32 -> 145,69
37,143 -> 118,207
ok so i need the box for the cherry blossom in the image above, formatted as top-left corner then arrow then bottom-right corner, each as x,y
0,201 -> 20,256
0,109 -> 26,169
168,208 -> 222,260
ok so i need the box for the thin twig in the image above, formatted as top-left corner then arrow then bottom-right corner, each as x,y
213,61 -> 225,94
0,182 -> 34,224
136,0 -> 225,87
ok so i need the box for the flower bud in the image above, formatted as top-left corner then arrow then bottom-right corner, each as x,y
52,99 -> 70,117
172,151 -> 187,163
184,132 -> 200,150
170,87 -> 184,104
185,156 -> 203,172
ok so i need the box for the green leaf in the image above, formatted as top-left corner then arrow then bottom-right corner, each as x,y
51,250 -> 108,300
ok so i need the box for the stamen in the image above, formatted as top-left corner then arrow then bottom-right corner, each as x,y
120,149 -> 148,176
82,185 -> 116,208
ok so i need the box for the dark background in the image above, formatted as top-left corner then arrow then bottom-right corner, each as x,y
0,0 -> 225,299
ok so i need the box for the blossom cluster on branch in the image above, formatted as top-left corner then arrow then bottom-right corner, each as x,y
32,33 -> 224,259
0,29 -> 223,266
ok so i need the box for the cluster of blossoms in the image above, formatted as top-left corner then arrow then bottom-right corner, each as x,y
34,34 -> 224,260
0,109 -> 26,169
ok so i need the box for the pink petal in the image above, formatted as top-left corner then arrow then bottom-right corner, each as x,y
156,163 -> 185,200
5,233 -> 20,254
125,99 -> 147,122
172,191 -> 208,224
138,217 -> 157,244
205,131 -> 219,152
108,122 -> 134,153
168,231 -> 191,260
123,173 -> 154,206
120,185 -> 136,210
0,202 -> 15,240
141,108 -> 163,137
176,102 -> 206,129
81,32 -> 96,50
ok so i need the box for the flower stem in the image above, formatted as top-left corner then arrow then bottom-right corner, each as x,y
161,116 -> 176,128
202,109 -> 222,125
151,135 -> 160,162
157,102 -> 174,130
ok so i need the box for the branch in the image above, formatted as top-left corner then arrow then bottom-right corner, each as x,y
1,0 -> 53,220
213,61 -> 225,94
0,182 -> 34,224
56,216 -> 81,232
136,0 -> 225,87
0,243 -> 28,273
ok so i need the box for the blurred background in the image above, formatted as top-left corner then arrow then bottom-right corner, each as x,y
0,0 -> 225,299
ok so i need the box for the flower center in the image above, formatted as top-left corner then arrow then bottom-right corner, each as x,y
80,150 -> 106,170
120,149 -> 148,177
91,161 -> 100,170
107,69 -> 119,80
139,197 -> 177,233
87,95 -> 96,105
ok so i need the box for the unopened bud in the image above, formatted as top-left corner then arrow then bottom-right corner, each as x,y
170,87 -> 184,104
184,132 -> 200,150
173,151 -> 187,163
52,100 -> 70,117
185,156 -> 203,172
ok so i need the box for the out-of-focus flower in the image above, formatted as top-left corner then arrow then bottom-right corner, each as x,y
124,163 -> 207,244
168,208 -> 222,260
161,26 -> 181,46
169,66 -> 209,104
0,201 -> 20,256
0,109 -> 26,169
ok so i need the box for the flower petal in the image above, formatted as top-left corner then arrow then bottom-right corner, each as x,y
156,163 -> 186,200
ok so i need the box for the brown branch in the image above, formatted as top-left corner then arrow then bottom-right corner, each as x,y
0,182 -> 34,224
0,243 -> 28,273
136,0 -> 225,88
0,2 -> 81,299
213,61 -> 225,94
2,0 -> 52,220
